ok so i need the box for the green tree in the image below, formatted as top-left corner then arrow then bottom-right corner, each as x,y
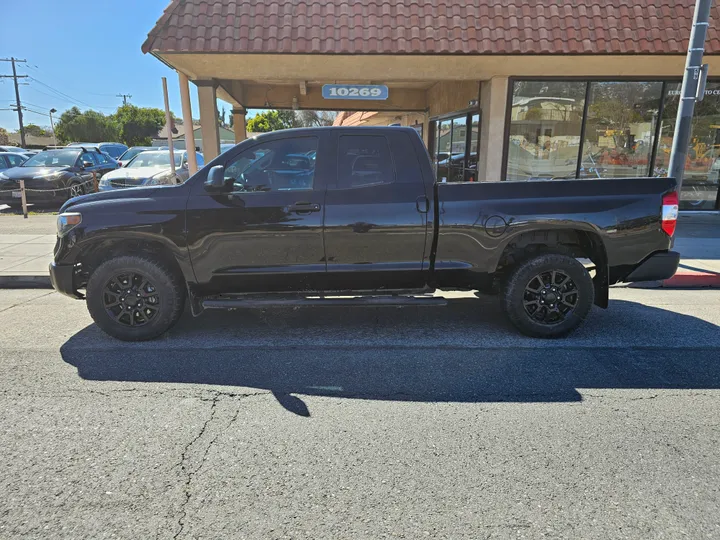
294,110 -> 336,127
24,124 -> 49,137
111,105 -> 166,146
54,107 -> 119,144
246,110 -> 296,133
0,127 -> 9,146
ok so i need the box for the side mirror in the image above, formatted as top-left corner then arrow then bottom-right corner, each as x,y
82,161 -> 94,168
204,165 -> 227,191
182,161 -> 189,169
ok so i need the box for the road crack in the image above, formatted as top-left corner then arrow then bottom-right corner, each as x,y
171,392 -> 251,540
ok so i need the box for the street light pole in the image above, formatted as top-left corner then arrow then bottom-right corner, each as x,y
667,0 -> 714,193
49,108 -> 57,146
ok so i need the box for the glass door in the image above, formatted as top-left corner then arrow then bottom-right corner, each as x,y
433,112 -> 481,182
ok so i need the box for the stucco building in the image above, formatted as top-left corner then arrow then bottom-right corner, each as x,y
143,0 -> 720,210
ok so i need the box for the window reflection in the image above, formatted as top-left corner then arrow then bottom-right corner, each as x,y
580,82 -> 662,179
507,81 -> 586,181
655,82 -> 720,210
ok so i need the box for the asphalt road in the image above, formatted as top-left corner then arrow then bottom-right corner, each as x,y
0,288 -> 719,539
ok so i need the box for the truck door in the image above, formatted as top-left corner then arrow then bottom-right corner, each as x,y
185,134 -> 329,294
322,130 -> 431,291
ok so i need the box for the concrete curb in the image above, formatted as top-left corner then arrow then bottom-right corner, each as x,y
629,270 -> 720,289
0,276 -> 52,289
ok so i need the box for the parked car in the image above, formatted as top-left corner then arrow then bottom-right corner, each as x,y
0,145 -> 28,152
116,146 -> 153,167
0,146 -> 118,206
98,150 -> 204,190
50,127 -> 680,341
67,142 -> 128,159
0,152 -> 29,170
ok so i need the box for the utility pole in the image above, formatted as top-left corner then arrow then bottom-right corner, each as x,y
116,93 -> 132,106
667,0 -> 713,192
0,58 -> 29,147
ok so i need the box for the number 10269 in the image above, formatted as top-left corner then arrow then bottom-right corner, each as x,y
322,85 -> 389,100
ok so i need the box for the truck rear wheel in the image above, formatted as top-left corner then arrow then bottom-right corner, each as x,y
503,253 -> 594,338
86,255 -> 185,341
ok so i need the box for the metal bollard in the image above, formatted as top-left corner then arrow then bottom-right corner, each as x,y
19,179 -> 28,219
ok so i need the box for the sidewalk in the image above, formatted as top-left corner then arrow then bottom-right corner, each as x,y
0,210 -> 717,289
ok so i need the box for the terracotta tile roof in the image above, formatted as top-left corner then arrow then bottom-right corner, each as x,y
143,0 -> 720,55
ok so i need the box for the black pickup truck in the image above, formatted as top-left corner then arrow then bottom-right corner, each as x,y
50,127 -> 680,341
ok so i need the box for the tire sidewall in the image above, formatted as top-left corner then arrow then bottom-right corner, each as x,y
86,255 -> 184,341
504,254 -> 594,338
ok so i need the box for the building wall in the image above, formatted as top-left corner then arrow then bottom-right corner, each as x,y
427,81 -> 479,118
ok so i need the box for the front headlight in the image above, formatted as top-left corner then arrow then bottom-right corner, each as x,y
57,212 -> 82,237
0,172 -> 8,180
146,170 -> 175,185
99,176 -> 110,187
33,171 -> 64,180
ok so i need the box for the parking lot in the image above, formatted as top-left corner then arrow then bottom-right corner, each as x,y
1,287 -> 719,539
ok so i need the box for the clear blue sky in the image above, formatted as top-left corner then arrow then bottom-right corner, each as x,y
1,0 -> 250,133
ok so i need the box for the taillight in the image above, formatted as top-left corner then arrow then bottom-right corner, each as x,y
661,191 -> 679,236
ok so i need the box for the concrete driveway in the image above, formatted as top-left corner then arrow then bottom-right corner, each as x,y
0,288 -> 719,539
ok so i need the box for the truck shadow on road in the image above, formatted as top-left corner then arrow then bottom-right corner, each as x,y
60,298 -> 720,416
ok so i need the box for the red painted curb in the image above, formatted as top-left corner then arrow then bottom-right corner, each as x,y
662,271 -> 720,288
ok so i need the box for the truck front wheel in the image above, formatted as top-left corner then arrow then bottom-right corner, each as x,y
503,253 -> 594,338
86,255 -> 186,341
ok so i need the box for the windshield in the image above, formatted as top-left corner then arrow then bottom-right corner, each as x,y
22,150 -> 80,167
119,148 -> 148,162
127,151 -> 182,168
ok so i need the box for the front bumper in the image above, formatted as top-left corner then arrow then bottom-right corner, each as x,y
624,251 -> 680,282
49,262 -> 83,299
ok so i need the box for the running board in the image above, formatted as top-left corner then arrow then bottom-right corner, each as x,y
201,295 -> 447,310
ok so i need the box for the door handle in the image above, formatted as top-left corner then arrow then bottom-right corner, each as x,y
287,201 -> 321,213
416,196 -> 429,213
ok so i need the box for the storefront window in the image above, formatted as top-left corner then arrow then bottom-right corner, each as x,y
580,81 -> 662,178
654,82 -> 720,210
506,81 -> 586,181
436,119 -> 452,182
505,78 -> 720,210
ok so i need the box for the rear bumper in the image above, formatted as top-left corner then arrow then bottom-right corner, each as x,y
49,262 -> 83,299
624,251 -> 680,282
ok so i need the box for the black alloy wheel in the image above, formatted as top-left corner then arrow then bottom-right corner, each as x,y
503,253 -> 594,338
522,270 -> 579,325
102,272 -> 160,327
86,254 -> 185,341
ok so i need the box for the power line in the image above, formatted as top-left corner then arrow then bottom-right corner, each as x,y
27,76 -> 115,110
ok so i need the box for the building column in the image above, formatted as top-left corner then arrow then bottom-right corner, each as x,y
478,77 -> 509,182
422,112 -> 430,148
232,108 -> 247,143
196,81 -> 220,161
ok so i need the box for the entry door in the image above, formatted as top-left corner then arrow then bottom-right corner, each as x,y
322,130 -> 431,291
186,134 -> 328,294
432,112 -> 480,182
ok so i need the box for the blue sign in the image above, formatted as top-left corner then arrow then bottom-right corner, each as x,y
322,84 -> 389,101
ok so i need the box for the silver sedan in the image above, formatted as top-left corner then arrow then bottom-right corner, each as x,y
98,150 -> 204,190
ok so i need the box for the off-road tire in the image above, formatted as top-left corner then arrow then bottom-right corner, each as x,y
86,254 -> 185,341
503,253 -> 594,338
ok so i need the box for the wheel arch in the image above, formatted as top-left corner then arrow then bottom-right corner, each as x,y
76,236 -> 192,287
494,227 -> 609,308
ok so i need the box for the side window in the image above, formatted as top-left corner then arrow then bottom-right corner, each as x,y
224,137 -> 318,192
95,152 -> 109,164
336,135 -> 394,189
0,156 -> 8,169
103,146 -> 121,158
7,154 -> 25,167
80,152 -> 97,166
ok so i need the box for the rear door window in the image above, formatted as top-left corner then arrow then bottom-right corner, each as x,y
336,135 -> 395,189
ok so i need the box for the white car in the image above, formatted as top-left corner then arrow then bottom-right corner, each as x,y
98,150 -> 204,190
